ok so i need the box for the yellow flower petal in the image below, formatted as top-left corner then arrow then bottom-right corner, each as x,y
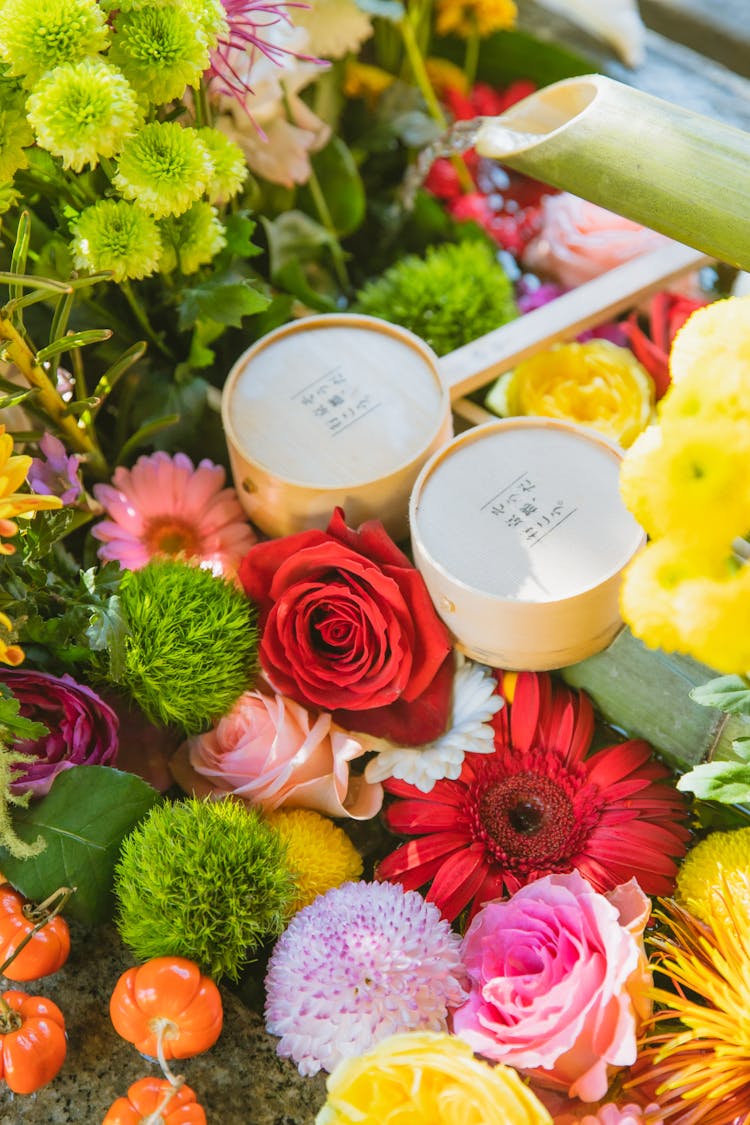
506,339 -> 654,449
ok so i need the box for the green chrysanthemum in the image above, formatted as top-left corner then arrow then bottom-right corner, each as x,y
110,5 -> 211,106
27,58 -> 141,172
72,199 -> 162,281
0,85 -> 33,180
114,121 -> 214,218
114,796 -> 296,981
355,239 -> 518,357
158,201 -> 226,274
198,128 -> 249,205
0,0 -> 109,87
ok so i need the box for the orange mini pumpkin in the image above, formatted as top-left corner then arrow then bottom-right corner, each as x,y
0,885 -> 70,981
0,990 -> 67,1094
102,1077 -> 206,1124
109,957 -> 223,1060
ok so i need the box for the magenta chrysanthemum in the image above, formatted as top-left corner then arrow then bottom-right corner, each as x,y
91,451 -> 256,577
264,880 -> 466,1076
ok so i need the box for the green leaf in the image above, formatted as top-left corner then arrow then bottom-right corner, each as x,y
677,759 -> 750,804
222,212 -> 263,258
86,593 -> 128,682
306,137 -> 366,237
117,413 -> 180,462
690,675 -> 750,715
274,260 -> 339,312
354,0 -> 404,20
0,686 -> 48,743
0,766 -> 161,924
178,276 -> 269,331
262,210 -> 335,277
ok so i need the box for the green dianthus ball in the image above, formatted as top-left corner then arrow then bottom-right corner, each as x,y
114,796 -> 296,981
355,240 -> 517,357
118,558 -> 258,733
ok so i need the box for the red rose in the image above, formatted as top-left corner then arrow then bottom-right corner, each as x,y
238,509 -> 454,745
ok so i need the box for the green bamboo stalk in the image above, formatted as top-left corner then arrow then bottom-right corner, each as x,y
561,628 -> 750,772
474,74 -> 750,270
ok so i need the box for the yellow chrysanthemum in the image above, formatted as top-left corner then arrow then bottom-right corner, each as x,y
267,808 -> 363,914
619,539 -> 701,654
672,567 -> 750,674
343,61 -> 395,104
620,418 -> 750,546
436,0 -> 517,39
659,365 -> 750,428
676,828 -> 750,927
626,879 -> 750,1125
669,293 -> 750,385
504,339 -> 654,449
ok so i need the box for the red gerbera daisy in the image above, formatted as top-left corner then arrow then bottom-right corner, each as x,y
376,671 -> 690,923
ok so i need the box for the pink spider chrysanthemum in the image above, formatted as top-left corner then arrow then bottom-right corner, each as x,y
91,451 -> 256,577
208,0 -> 314,106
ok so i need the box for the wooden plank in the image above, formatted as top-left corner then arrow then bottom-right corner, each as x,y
439,241 -> 709,401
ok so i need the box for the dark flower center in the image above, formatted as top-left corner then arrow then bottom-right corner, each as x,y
473,762 -> 595,872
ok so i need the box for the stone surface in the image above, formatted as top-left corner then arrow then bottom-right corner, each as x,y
0,924 -> 326,1124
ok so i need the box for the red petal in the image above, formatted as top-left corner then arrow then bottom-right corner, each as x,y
383,775 -> 467,806
376,832 -> 468,883
334,652 -> 454,745
426,843 -> 489,922
509,671 -> 544,752
386,799 -> 466,835
586,741 -> 653,786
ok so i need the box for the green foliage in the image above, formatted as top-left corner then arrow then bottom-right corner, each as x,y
114,796 -> 296,981
1,521 -> 126,676
0,686 -> 47,860
0,765 -> 160,922
355,239 -> 518,356
690,675 -> 750,715
115,558 -> 258,733
677,738 -> 750,805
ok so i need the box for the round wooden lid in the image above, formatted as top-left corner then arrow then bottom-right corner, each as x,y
223,315 -> 448,489
412,418 -> 644,604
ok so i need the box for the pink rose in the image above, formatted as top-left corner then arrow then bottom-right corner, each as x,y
523,193 -> 669,289
451,872 -> 651,1103
171,689 -> 383,820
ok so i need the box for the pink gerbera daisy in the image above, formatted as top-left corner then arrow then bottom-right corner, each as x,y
91,451 -> 256,576
376,671 -> 690,923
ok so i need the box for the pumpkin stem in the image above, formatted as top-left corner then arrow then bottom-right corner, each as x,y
152,1017 -> 182,1088
140,1076 -> 185,1125
0,993 -> 22,1033
24,885 -> 77,925
0,885 -> 76,977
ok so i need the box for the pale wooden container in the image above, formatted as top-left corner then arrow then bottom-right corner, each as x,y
222,313 -> 453,539
409,417 -> 646,670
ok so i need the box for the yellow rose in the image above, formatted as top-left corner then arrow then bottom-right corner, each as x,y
500,340 -> 654,448
315,1031 -> 552,1125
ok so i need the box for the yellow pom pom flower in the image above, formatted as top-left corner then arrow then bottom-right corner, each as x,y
502,339 -> 654,449
659,365 -> 750,428
267,808 -> 363,914
672,567 -> 750,674
669,293 -> 750,384
436,0 -> 517,38
316,1031 -> 552,1125
621,418 -> 750,547
619,538 -> 700,654
676,827 -> 750,927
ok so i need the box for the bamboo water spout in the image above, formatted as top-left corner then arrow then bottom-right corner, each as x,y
473,74 -> 750,271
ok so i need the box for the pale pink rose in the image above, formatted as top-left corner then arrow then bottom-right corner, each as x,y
171,689 -> 383,820
550,1100 -> 662,1125
523,193 -> 669,289
451,872 -> 651,1103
